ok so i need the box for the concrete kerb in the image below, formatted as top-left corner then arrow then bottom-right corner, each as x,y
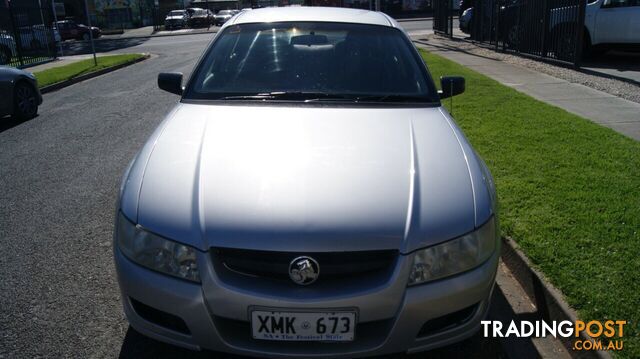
40,53 -> 151,94
500,237 -> 612,359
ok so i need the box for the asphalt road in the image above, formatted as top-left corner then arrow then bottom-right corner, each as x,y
0,32 -> 505,358
54,19 -> 438,57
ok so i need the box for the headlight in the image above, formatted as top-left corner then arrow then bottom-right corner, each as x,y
408,217 -> 497,286
116,212 -> 200,282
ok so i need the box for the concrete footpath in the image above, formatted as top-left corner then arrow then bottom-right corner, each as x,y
413,35 -> 640,141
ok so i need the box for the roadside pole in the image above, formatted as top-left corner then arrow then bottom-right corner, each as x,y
83,0 -> 97,66
51,0 -> 63,56
37,0 -> 45,28
37,0 -> 53,59
205,0 -> 210,30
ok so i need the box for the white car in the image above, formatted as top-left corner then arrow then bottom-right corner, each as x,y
213,9 -> 235,26
17,25 -> 60,50
584,0 -> 640,49
165,10 -> 189,30
550,0 -> 640,56
0,31 -> 17,65
0,26 -> 60,65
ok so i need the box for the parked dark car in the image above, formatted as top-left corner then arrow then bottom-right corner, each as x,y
459,7 -> 473,34
206,9 -> 216,24
459,0 -> 474,16
0,66 -> 42,119
458,0 -> 534,46
498,0 -> 545,50
54,20 -> 101,41
164,10 -> 189,30
187,8 -> 210,28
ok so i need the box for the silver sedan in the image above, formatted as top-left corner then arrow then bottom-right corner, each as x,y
114,7 -> 499,357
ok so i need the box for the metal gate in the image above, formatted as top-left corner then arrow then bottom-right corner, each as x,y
470,0 -> 586,67
0,3 -> 58,68
433,0 -> 454,37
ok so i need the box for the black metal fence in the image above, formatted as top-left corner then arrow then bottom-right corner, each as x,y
95,10 -> 133,32
0,4 -> 58,68
469,0 -> 586,67
433,0 -> 454,36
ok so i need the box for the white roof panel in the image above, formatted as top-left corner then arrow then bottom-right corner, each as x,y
230,6 -> 393,27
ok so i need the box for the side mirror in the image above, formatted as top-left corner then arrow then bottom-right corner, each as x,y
439,76 -> 465,99
158,72 -> 183,95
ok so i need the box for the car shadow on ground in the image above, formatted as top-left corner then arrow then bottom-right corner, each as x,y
581,50 -> 640,85
118,289 -> 514,359
60,38 -> 150,57
0,114 -> 37,134
584,50 -> 640,70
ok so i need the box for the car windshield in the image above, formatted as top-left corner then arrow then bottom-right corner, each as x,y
184,22 -> 438,103
169,11 -> 185,16
218,10 -> 233,15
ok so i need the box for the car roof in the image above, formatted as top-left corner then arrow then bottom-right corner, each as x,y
230,6 -> 394,27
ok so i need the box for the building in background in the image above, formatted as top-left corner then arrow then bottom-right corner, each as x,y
188,0 -> 242,12
2,0 -> 432,33
89,0 -> 154,28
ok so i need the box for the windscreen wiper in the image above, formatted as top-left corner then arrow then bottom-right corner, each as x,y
218,92 -> 357,102
217,92 -> 431,103
352,95 -> 432,103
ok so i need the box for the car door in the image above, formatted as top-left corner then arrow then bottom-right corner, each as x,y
594,0 -> 633,44
627,0 -> 640,43
68,22 -> 79,38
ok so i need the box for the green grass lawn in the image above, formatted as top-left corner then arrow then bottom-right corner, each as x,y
420,49 -> 639,357
34,54 -> 145,88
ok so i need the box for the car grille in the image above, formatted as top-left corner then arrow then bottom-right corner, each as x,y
212,248 -> 398,285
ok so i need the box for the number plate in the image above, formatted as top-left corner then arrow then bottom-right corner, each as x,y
251,310 -> 356,341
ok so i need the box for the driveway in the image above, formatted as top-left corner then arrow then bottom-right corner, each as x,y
582,50 -> 640,85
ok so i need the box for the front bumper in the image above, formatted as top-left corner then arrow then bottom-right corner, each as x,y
115,243 -> 498,357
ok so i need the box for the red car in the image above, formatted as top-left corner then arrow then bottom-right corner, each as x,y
54,20 -> 101,41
